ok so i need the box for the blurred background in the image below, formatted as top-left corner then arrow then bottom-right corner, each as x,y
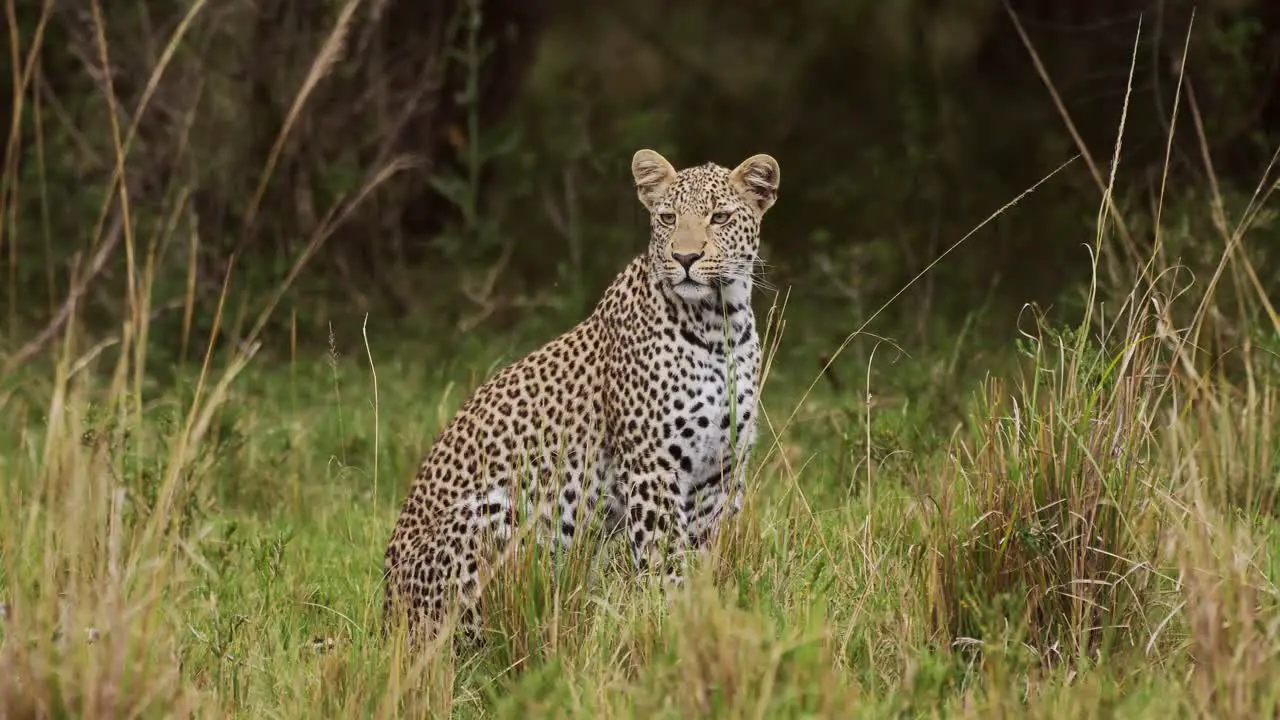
1,0 -> 1278,362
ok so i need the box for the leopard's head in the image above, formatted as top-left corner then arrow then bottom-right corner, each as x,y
631,149 -> 780,304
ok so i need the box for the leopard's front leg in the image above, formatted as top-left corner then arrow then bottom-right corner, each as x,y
621,454 -> 689,587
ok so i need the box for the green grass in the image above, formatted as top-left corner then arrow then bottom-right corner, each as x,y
3,254 -> 1280,718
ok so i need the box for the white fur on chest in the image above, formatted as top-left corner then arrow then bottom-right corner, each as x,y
666,313 -> 759,486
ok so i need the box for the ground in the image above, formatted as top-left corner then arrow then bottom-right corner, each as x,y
1,277 -> 1277,717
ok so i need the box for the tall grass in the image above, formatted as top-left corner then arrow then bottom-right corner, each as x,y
0,1 -> 423,716
910,185 -> 1280,716
920,311 -> 1166,666
907,15 -> 1280,715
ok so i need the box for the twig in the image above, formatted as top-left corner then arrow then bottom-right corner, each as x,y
2,213 -> 125,374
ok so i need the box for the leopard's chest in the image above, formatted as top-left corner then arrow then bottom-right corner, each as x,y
659,318 -> 759,484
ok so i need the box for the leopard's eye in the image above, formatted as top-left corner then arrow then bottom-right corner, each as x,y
657,212 -> 677,226
710,211 -> 731,225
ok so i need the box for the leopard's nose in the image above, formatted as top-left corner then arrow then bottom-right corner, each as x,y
672,252 -> 703,270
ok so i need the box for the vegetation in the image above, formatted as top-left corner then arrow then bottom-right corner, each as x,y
2,1 -> 1280,717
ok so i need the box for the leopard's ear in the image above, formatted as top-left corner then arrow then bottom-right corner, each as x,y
631,149 -> 678,210
729,154 -> 780,214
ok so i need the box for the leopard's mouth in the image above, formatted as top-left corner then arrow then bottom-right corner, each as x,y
671,276 -> 716,301
674,277 -> 713,293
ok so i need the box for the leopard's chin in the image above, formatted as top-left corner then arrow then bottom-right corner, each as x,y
671,278 -> 714,302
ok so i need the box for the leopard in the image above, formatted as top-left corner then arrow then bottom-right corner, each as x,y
382,148 -> 781,643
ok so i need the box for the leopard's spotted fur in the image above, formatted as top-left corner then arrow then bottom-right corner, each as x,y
382,149 -> 780,641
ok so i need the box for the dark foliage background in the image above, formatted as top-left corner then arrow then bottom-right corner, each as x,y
1,0 -> 1277,358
